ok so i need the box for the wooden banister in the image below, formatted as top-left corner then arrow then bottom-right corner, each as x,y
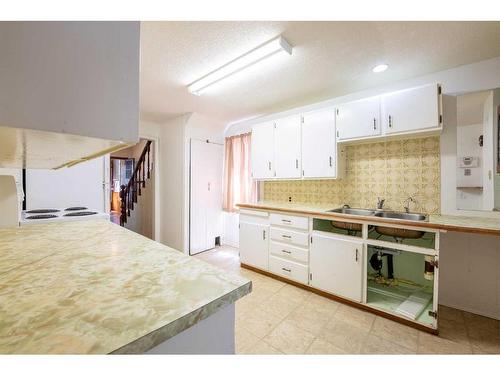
120,140 -> 153,226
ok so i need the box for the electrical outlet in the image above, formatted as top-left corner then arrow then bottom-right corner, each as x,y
288,196 -> 292,202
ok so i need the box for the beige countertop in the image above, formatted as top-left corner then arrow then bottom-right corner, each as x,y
0,219 -> 251,354
237,201 -> 500,236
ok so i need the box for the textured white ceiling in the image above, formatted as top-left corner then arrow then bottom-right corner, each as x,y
140,21 -> 500,125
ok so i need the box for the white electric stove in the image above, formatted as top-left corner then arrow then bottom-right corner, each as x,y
21,206 -> 109,226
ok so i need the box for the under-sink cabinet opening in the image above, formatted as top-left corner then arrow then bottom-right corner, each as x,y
366,245 -> 437,328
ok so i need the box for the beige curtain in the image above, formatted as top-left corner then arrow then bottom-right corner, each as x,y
223,132 -> 257,212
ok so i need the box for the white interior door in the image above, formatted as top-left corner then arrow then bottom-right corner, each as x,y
206,142 -> 223,249
275,115 -> 302,179
190,139 -> 223,255
302,108 -> 337,178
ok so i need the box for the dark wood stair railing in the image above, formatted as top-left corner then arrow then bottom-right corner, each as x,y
119,140 -> 153,226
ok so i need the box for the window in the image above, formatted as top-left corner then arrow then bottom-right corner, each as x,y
223,132 -> 257,212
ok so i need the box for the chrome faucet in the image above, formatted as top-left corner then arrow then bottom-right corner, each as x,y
376,197 -> 385,210
403,197 -> 415,213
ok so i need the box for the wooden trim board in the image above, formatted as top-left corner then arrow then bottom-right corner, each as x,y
241,262 -> 438,335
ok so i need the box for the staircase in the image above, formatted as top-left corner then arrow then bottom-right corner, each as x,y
119,140 -> 153,226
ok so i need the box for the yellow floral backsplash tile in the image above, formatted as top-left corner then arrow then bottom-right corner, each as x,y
263,136 -> 441,214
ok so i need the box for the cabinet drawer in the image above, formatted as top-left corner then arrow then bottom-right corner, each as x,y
270,227 -> 309,247
270,213 -> 309,230
269,256 -> 308,284
269,241 -> 309,264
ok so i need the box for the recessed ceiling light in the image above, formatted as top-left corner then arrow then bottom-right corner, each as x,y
372,64 -> 389,73
187,36 -> 293,96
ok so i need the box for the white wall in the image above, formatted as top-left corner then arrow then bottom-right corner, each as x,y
456,123 -> 483,210
25,157 -> 106,211
0,22 -> 140,143
440,231 -> 500,320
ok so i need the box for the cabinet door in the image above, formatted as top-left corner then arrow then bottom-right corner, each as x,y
336,96 -> 381,141
302,108 -> 336,178
274,115 -> 301,179
251,122 -> 275,179
239,222 -> 269,270
382,84 -> 440,134
310,234 -> 364,302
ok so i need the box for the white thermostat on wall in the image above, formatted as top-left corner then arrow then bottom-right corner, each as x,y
458,156 -> 480,168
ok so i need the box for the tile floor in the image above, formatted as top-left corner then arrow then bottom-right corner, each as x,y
195,245 -> 500,355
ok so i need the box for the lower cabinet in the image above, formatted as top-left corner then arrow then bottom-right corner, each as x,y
310,233 -> 364,302
239,221 -> 269,270
269,255 -> 308,284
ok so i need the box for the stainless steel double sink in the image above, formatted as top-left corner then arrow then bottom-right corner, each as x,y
326,207 -> 428,240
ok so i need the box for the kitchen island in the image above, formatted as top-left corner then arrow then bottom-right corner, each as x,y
0,219 -> 251,354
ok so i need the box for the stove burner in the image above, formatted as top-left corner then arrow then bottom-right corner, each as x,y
65,207 -> 88,211
26,214 -> 58,220
63,211 -> 97,217
26,209 -> 60,214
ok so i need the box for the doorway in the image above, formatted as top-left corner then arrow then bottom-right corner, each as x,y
109,138 -> 156,240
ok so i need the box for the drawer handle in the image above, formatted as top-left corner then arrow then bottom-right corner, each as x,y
281,219 -> 292,224
282,267 -> 291,272
281,249 -> 292,254
282,235 -> 292,239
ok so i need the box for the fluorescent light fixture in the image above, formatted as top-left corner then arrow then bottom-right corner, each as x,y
372,64 -> 389,73
187,36 -> 292,95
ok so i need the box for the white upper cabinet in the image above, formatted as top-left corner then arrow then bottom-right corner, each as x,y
274,115 -> 302,179
251,122 -> 275,179
302,108 -> 337,178
335,96 -> 381,141
382,83 -> 441,135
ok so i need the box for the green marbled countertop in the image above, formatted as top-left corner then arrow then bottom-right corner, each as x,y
238,201 -> 500,235
0,219 -> 251,354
